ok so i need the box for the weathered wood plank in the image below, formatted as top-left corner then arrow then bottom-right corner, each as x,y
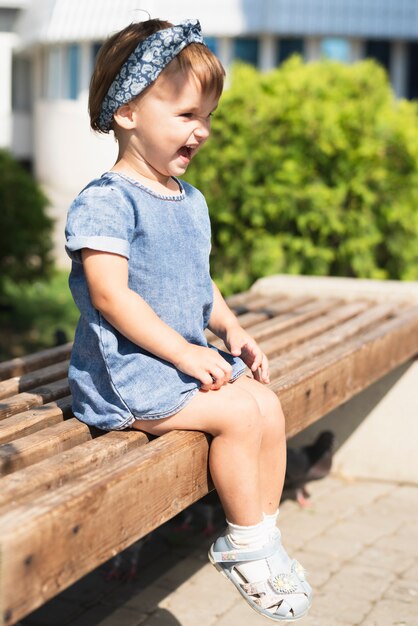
0,380 -> 70,421
205,295 -> 314,343
0,398 -> 73,446
0,344 -> 72,381
0,430 -> 211,625
0,430 -> 149,512
0,419 -> 95,476
210,298 -> 343,350
0,361 -> 69,400
257,300 -> 369,357
273,305 -> 418,438
269,302 -> 396,378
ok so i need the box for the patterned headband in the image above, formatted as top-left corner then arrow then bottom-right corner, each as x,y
98,19 -> 206,132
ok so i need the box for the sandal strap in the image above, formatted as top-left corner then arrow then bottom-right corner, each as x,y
243,571 -> 307,611
210,535 -> 280,564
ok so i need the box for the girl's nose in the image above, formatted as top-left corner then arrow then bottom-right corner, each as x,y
194,120 -> 211,140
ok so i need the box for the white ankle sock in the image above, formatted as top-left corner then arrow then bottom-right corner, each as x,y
263,509 -> 279,539
226,519 -> 271,583
227,518 -> 266,549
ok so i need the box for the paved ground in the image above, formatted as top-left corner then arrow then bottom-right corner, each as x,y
20,474 -> 418,626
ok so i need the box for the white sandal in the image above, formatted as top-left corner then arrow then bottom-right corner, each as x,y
208,533 -> 312,621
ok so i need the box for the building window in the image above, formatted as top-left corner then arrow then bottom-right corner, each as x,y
67,44 -> 80,100
320,38 -> 351,62
204,37 -> 218,55
46,47 -> 62,99
365,40 -> 391,72
12,57 -> 32,112
234,38 -> 259,66
277,38 -> 304,64
407,42 -> 418,100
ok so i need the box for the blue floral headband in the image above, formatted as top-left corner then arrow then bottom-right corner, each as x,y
98,19 -> 206,132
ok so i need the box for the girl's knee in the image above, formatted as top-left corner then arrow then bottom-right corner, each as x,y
221,392 -> 264,441
262,390 -> 286,440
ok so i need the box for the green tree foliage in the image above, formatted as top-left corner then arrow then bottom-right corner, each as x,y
186,58 -> 418,294
0,150 -> 53,296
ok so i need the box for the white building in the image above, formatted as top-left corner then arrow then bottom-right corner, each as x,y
3,0 -> 418,264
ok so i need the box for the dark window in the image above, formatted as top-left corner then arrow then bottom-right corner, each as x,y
407,42 -> 418,99
68,44 -> 80,100
277,38 -> 304,64
234,38 -> 259,66
12,57 -> 32,112
365,40 -> 391,72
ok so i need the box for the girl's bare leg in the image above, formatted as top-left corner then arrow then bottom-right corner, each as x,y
232,376 -> 287,515
132,382 -> 265,526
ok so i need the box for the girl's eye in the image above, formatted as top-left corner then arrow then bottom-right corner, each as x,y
180,113 -> 193,118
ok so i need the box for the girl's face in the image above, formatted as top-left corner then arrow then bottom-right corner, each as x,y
127,66 -> 219,187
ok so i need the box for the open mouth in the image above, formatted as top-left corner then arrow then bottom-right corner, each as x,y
178,145 -> 193,162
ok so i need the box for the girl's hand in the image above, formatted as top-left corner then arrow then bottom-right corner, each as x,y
224,326 -> 270,384
174,344 -> 233,391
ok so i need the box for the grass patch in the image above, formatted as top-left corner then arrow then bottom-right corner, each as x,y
0,270 -> 79,360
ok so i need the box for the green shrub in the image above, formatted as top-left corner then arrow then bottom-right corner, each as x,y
186,58 -> 418,294
0,150 -> 53,296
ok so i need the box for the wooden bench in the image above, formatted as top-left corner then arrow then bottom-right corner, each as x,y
1,275 -> 418,626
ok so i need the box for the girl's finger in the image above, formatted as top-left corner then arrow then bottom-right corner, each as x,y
260,353 -> 270,384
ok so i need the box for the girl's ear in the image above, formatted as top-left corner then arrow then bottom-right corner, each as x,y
113,102 -> 137,130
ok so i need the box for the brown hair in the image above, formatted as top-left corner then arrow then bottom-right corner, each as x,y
89,19 -> 225,134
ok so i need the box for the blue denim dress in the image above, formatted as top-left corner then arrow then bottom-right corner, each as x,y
65,172 -> 246,430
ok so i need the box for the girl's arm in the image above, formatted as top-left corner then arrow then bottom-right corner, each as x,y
208,281 -> 270,384
81,249 -> 232,390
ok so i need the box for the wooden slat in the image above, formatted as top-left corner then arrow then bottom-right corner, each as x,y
0,361 -> 69,400
0,430 -> 211,626
210,297 -> 343,350
258,300 -> 370,357
0,379 -> 70,420
0,430 -> 149,512
273,305 -> 418,438
269,302 -> 396,378
0,398 -> 73,445
0,419 -> 95,476
0,344 -> 72,381
205,295 -> 314,343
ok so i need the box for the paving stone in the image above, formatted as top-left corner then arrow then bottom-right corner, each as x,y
67,604 -> 146,626
324,562 -> 394,602
131,607 -> 181,626
362,598 -> 418,625
215,598 -> 269,626
309,480 -> 393,518
158,563 -> 237,626
318,518 -> 384,548
372,531 -> 418,555
394,520 -> 418,543
101,582 -> 170,614
303,529 -> 363,561
349,509 -> 402,538
290,549 -> 335,588
151,556 -> 205,592
356,545 -> 416,575
309,589 -> 372,624
291,614 -> 352,626
21,597 -> 85,625
384,577 -> 418,604
278,508 -> 335,545
400,561 -> 418,579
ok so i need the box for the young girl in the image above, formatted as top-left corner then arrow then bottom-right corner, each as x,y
65,18 -> 312,621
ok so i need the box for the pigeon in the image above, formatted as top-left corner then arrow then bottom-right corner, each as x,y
284,430 -> 335,507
